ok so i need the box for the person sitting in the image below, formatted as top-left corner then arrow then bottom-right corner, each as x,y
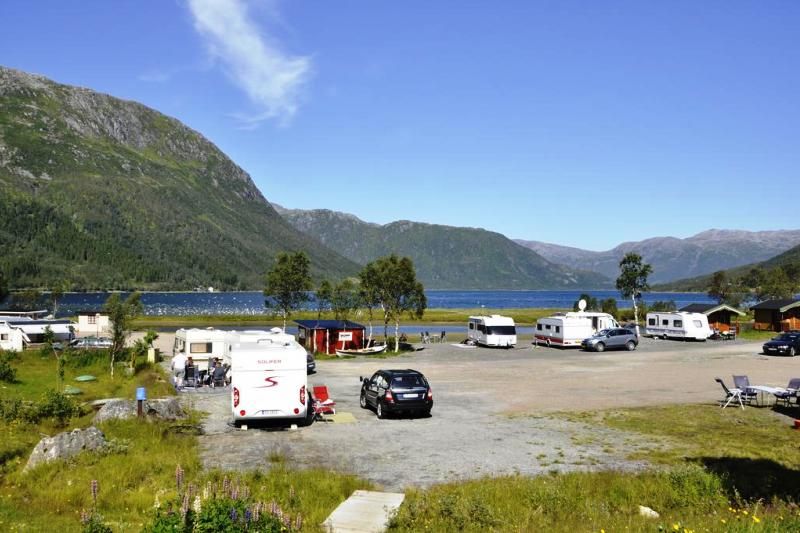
184,357 -> 197,388
212,363 -> 227,388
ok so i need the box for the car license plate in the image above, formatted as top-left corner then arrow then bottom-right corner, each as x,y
402,393 -> 418,399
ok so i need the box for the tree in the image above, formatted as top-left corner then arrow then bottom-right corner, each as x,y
131,329 -> 159,370
358,263 -> 381,344
360,255 -> 427,352
573,293 -> 598,312
330,278 -> 360,321
600,298 -> 618,318
0,270 -> 8,304
9,289 -> 42,311
650,300 -> 677,312
615,253 -> 652,336
707,271 -> 730,304
104,292 -> 143,377
49,280 -> 70,318
264,252 -> 312,330
758,268 -> 796,300
315,280 -> 333,319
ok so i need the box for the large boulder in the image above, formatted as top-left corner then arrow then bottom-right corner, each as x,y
25,427 -> 106,471
93,397 -> 185,424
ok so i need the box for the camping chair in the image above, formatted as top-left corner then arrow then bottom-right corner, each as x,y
312,385 -> 336,419
211,365 -> 227,388
715,377 -> 744,409
774,378 -> 800,407
184,365 -> 198,388
732,375 -> 758,405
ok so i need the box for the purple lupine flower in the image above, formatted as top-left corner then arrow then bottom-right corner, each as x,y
181,493 -> 189,521
270,500 -> 278,515
223,476 -> 230,494
90,479 -> 99,510
245,509 -> 252,523
230,507 -> 238,522
187,482 -> 196,500
80,509 -> 90,525
175,465 -> 184,492
282,514 -> 291,528
231,485 -> 239,500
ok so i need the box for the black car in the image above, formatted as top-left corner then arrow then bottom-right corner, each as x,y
359,369 -> 433,419
762,332 -> 800,356
306,352 -> 316,374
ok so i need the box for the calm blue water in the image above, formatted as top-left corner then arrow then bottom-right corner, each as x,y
55,290 -> 715,317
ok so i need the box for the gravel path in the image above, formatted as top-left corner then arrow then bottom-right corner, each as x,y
161,336 -> 798,491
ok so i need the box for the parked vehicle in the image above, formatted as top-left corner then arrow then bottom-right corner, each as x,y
70,336 -> 113,349
359,369 -> 433,418
467,315 -> 516,347
762,332 -> 800,356
535,312 -> 619,347
307,352 -> 316,373
229,329 -> 310,426
645,312 -> 712,341
581,328 -> 638,352
173,328 -> 231,372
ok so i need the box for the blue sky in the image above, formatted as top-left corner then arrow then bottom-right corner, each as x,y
2,1 -> 798,250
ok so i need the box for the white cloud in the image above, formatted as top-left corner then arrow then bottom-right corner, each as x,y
187,0 -> 312,126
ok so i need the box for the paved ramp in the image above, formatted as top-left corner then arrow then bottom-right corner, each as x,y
323,490 -> 405,533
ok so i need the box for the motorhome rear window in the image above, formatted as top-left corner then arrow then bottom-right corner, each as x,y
487,326 -> 516,335
190,342 -> 212,354
648,318 -> 656,326
673,320 -> 683,327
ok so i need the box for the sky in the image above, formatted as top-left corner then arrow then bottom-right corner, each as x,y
1,0 -> 798,251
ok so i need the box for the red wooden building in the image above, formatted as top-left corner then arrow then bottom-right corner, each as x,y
679,303 -> 745,333
295,320 -> 366,355
750,299 -> 800,332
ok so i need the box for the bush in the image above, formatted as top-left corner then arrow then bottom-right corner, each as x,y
35,389 -> 82,427
0,351 -> 18,382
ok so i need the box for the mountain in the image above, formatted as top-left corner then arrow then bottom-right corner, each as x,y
274,206 -> 610,290
0,66 -> 359,290
515,229 -> 800,284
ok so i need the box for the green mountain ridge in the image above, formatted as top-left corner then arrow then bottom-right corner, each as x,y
273,206 -> 611,290
0,66 -> 360,290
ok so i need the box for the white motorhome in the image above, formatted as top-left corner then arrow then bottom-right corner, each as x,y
467,315 -> 517,347
645,312 -> 712,341
0,321 -> 29,352
0,316 -> 73,344
535,311 -> 620,347
173,328 -> 231,371
229,329 -> 309,425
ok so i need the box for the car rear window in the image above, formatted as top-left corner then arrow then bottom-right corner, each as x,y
392,375 -> 426,387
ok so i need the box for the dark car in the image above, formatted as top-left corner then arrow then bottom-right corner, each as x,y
306,352 -> 316,374
359,369 -> 433,419
762,332 -> 800,356
581,328 -> 638,352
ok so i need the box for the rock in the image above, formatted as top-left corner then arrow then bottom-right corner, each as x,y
93,397 -> 185,424
638,505 -> 660,518
25,427 -> 106,471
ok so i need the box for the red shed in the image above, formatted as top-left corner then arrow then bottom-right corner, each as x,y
295,320 -> 366,355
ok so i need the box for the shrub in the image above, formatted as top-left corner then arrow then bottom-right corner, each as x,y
35,389 -> 82,427
0,351 -> 18,382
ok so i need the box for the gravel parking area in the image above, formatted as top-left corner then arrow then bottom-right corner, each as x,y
160,335 -> 798,491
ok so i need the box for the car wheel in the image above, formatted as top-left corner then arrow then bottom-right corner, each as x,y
422,408 -> 432,417
790,347 -> 797,357
626,341 -> 636,351
359,391 -> 368,409
376,401 -> 386,419
595,342 -> 605,352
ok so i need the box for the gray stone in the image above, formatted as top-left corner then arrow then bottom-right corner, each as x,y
26,427 -> 106,471
93,397 -> 185,424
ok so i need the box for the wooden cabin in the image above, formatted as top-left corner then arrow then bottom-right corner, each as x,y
750,299 -> 800,332
679,303 -> 745,333
295,320 -> 366,355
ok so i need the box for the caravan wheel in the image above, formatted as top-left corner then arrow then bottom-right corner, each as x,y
545,339 -> 551,348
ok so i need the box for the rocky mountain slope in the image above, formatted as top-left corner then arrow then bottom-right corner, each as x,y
274,206 -> 610,290
516,229 -> 800,284
0,66 -> 359,290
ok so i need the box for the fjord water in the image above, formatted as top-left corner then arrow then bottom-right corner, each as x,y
56,290 -> 715,317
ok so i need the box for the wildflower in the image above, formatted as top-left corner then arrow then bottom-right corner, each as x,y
223,476 -> 230,494
153,494 -> 161,509
752,516 -> 760,523
230,508 -> 238,522
80,509 -> 90,525
743,510 -> 748,516
245,509 -> 252,524
193,496 -> 201,515
252,502 -> 261,522
90,480 -> 99,508
673,524 -> 680,531
242,485 -> 250,500
721,519 -> 726,524
175,465 -> 184,493
295,514 -> 303,530
231,485 -> 239,500
187,483 -> 196,500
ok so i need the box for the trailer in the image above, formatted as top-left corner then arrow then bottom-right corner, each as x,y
535,311 -> 619,347
229,329 -> 310,426
467,315 -> 517,347
0,321 -> 29,352
645,312 -> 712,341
173,328 -> 231,372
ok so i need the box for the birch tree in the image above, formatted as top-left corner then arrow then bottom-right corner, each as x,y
264,252 -> 312,330
615,253 -> 652,337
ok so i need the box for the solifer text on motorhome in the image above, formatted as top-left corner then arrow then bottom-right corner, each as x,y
535,311 -> 619,347
467,315 -> 517,347
645,312 -> 712,341
229,329 -> 310,424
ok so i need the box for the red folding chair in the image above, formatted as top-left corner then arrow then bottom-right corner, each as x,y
312,385 -> 336,418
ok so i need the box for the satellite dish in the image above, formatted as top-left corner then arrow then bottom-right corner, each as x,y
578,299 -> 587,311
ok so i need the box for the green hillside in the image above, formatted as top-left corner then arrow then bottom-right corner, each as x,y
0,66 -> 359,290
275,207 -> 610,290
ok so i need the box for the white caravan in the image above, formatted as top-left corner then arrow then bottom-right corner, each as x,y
645,312 -> 712,341
173,328 -> 231,371
535,311 -> 620,347
467,315 -> 517,347
0,321 -> 29,352
229,329 -> 309,425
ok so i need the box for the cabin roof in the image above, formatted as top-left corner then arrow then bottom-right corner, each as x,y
295,319 -> 365,330
679,303 -> 745,316
750,299 -> 800,312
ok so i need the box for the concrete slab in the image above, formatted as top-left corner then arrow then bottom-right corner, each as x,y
327,412 -> 357,423
322,490 -> 405,533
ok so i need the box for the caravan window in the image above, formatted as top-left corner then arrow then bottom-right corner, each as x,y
555,326 -> 560,333
1,334 -> 7,341
662,320 -> 669,326
545,324 -> 552,330
477,324 -> 486,333
190,342 -> 213,354
648,318 -> 656,326
673,320 -> 683,328
469,322 -> 475,330
487,325 -> 516,335
693,320 -> 703,328
537,324 -> 543,331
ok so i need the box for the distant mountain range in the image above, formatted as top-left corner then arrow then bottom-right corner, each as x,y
515,229 -> 800,284
274,206 -> 610,289
0,66 -> 359,290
